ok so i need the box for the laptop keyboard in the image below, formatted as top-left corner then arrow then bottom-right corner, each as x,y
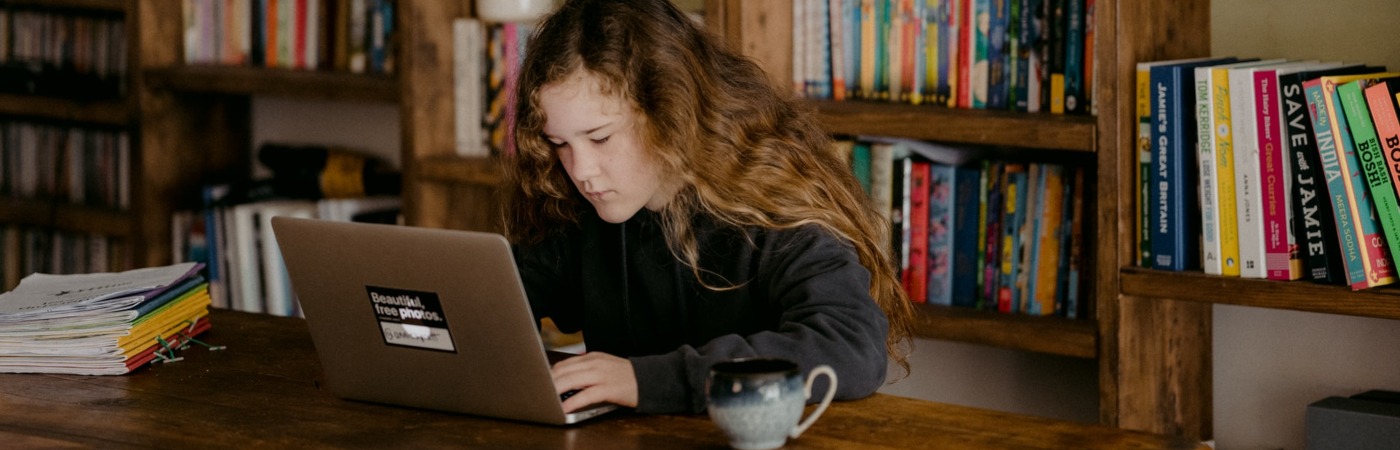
560,389 -> 580,401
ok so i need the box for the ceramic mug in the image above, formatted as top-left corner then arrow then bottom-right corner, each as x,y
705,358 -> 837,450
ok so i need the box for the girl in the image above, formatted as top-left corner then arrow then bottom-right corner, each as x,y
504,0 -> 913,414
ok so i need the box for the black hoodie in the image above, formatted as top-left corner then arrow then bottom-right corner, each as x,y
514,209 -> 889,414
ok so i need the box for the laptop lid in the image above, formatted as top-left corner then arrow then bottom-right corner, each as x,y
271,217 -> 613,425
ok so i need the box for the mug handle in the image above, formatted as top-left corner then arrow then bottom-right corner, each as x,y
789,365 -> 837,439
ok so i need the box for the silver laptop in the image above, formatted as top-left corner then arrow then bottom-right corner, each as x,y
271,216 -> 618,425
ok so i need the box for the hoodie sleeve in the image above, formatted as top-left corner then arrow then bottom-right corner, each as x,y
629,225 -> 890,413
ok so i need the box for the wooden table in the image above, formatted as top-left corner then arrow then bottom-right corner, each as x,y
0,310 -> 1205,449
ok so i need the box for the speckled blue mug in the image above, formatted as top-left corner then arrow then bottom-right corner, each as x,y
705,358 -> 837,450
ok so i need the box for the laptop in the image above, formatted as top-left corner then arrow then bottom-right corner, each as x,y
271,216 -> 618,425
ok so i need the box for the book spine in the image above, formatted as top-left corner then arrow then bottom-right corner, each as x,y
1208,67 -> 1242,276
905,160 -> 932,303
1254,70 -> 1299,280
1325,78 -> 1395,289
1284,74 -> 1345,284
997,163 -> 1026,312
1061,0 -> 1083,114
1045,0 -> 1065,113
1018,164 -> 1041,312
951,166 -> 982,307
1062,166 -> 1085,318
1005,0 -> 1021,111
980,162 -> 1004,308
1339,80 -> 1400,278
1369,81 -> 1400,209
1229,68 -> 1266,278
984,0 -> 1008,109
830,0 -> 848,101
1149,65 -> 1196,271
1030,164 -> 1064,315
1013,164 -> 1041,311
1135,64 -> 1152,267
859,0 -> 876,99
1306,79 -> 1371,289
1194,67 -> 1223,275
926,163 -> 954,305
973,160 -> 991,306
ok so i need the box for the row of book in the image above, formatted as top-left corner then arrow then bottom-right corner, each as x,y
452,18 -> 531,158
0,262 -> 214,375
0,7 -> 128,99
840,136 -> 1086,317
182,0 -> 396,74
0,225 -> 129,292
0,120 -> 131,210
1136,55 -> 1400,291
171,189 -> 400,317
794,0 -> 1094,114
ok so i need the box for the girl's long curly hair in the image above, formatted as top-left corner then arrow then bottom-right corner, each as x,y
502,0 -> 913,375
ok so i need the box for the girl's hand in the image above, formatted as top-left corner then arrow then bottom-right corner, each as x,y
550,351 -> 639,413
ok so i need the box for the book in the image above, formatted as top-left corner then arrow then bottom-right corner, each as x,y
1194,59 -> 1269,276
1338,77 -> 1400,277
996,163 -> 1027,312
1012,163 -> 1041,311
1224,60 -> 1296,278
904,160 -> 932,303
1281,65 -> 1376,284
1367,80 -> 1400,217
1148,57 -> 1238,271
1061,166 -> 1085,318
453,17 -> 487,157
255,200 -> 317,317
1027,163 -> 1064,316
979,161 -> 1004,308
1137,56 -> 1217,267
1061,0 -> 1084,114
950,164 -> 982,308
0,262 -> 212,375
1254,62 -> 1341,281
926,162 -> 982,307
926,163 -> 958,306
1305,73 -> 1400,290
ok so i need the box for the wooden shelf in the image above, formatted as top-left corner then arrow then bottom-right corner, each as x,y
911,304 -> 1098,359
1121,266 -> 1400,321
412,155 -> 504,186
812,100 -> 1098,152
0,198 -> 134,237
144,66 -> 398,102
0,0 -> 125,12
0,93 -> 130,126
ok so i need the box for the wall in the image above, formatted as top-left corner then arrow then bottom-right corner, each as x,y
1211,1 -> 1400,449
878,339 -> 1099,424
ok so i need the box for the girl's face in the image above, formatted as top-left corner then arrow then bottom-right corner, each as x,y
540,71 -> 675,223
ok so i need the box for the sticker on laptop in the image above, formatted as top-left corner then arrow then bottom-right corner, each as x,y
366,285 -> 457,353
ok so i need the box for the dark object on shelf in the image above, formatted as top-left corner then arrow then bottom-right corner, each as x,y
1306,390 -> 1400,450
258,143 -> 402,199
0,63 -> 125,101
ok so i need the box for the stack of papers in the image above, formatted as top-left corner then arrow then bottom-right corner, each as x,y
0,262 -> 213,375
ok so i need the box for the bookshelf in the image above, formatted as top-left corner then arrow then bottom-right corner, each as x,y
0,0 -> 140,289
704,0 -> 1220,437
0,0 -> 1229,438
1115,0 -> 1400,442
